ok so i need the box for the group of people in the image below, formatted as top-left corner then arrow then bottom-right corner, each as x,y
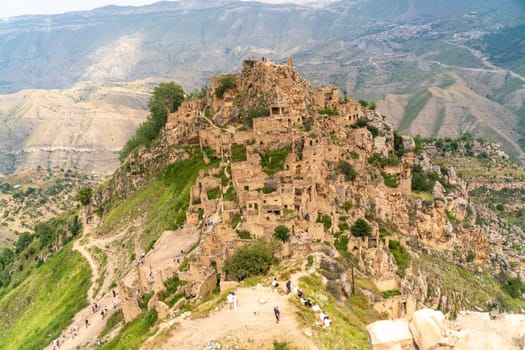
278,277 -> 332,329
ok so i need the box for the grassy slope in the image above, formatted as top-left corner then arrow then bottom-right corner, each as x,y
100,148 -> 220,251
398,89 -> 432,132
95,151 -> 220,347
413,254 -> 525,313
295,274 -> 377,350
0,243 -> 90,350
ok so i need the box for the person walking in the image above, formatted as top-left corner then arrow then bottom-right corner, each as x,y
285,280 -> 291,294
232,292 -> 238,310
274,306 -> 280,324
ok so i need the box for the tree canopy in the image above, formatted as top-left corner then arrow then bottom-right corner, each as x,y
119,82 -> 184,161
223,240 -> 276,281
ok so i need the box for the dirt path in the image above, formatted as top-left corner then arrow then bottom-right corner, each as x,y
143,284 -> 320,350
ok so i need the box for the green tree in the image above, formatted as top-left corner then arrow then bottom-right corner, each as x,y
274,225 -> 290,242
223,240 -> 276,281
350,218 -> 372,237
338,160 -> 356,181
119,82 -> 184,161
77,186 -> 92,206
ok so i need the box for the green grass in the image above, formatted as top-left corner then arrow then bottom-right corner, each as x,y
260,146 -> 291,176
100,309 -> 124,338
100,309 -> 158,350
100,149 -> 220,251
0,244 -> 90,350
412,254 -> 525,314
231,143 -> 247,162
399,89 -> 432,132
295,274 -> 376,349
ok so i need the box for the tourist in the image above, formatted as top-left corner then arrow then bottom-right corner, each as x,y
323,316 -> 332,328
232,292 -> 238,310
227,292 -> 234,309
312,302 -> 320,313
85,318 -> 89,328
274,306 -> 280,324
304,299 -> 312,308
320,311 -> 328,322
272,278 -> 279,288
285,280 -> 291,294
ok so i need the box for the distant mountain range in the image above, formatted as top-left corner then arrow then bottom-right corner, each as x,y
0,0 -> 524,173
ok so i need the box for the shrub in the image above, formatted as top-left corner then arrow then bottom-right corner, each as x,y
236,230 -> 252,239
207,187 -> 221,200
77,186 -> 92,205
351,118 -> 368,128
273,340 -> 290,350
466,252 -> 476,262
223,187 -> 237,202
381,172 -> 399,187
411,164 -> 440,192
262,183 -> 276,194
260,146 -> 291,176
274,225 -> 290,242
245,107 -> 270,128
223,240 -> 276,281
338,160 -> 357,181
215,75 -> 237,98
382,289 -> 401,298
318,108 -> 338,116
350,218 -> 372,237
334,234 -> 349,251
317,214 -> 332,231
304,117 -> 313,131
306,255 -> 314,267
231,143 -> 247,162
388,240 -> 410,277
120,82 -> 184,161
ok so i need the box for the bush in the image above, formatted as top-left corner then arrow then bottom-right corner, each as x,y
236,230 -> 252,239
351,118 -> 368,128
318,108 -> 338,116
223,187 -> 237,202
215,75 -> 237,98
389,240 -> 410,277
260,146 -> 291,176
274,225 -> 290,242
466,252 -> 476,262
317,214 -> 332,231
77,186 -> 92,205
231,143 -> 247,162
338,161 -> 357,181
381,172 -> 399,187
223,240 -> 276,281
120,82 -> 184,161
350,218 -> 372,237
207,187 -> 221,200
245,107 -> 270,128
411,164 -> 439,192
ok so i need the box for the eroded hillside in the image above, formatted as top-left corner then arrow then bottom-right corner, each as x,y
1,59 -> 524,350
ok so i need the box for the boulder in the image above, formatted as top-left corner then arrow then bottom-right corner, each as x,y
367,319 -> 415,350
409,309 -> 445,350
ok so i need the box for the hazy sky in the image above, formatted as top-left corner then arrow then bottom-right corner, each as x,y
0,0 -> 331,18
0,0 -> 164,18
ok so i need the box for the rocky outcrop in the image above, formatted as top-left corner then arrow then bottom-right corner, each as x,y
368,309 -> 525,350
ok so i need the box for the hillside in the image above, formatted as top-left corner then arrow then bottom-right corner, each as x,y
0,81 -> 152,175
0,59 -> 524,350
0,0 -> 524,174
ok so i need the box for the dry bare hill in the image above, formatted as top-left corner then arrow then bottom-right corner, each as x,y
0,81 -> 152,175
379,74 -> 525,162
